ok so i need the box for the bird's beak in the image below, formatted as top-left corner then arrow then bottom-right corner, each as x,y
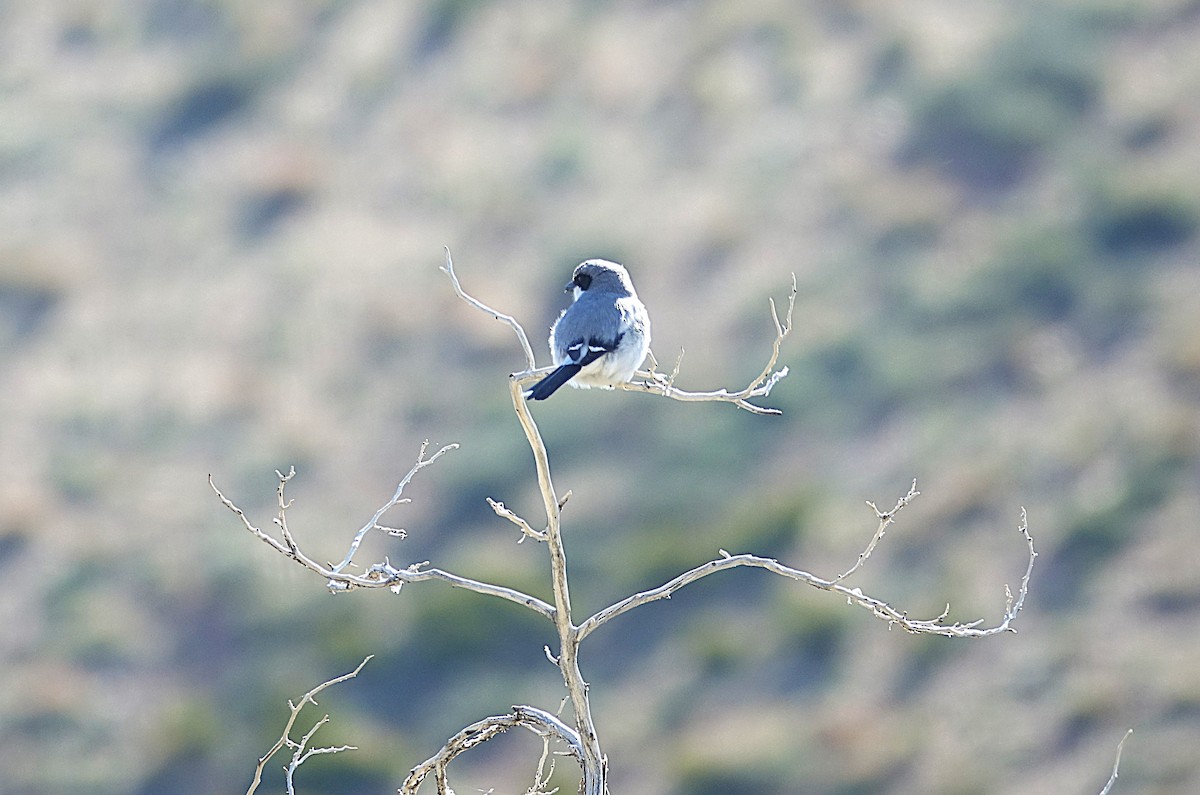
563,280 -> 574,293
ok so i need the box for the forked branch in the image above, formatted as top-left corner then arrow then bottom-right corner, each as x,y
246,656 -> 371,795
623,272 -> 797,415
330,439 -> 458,576
833,479 -> 920,583
208,447 -> 555,621
578,491 -> 1035,643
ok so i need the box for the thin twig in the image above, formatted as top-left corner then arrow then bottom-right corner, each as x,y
247,656 -> 371,795
285,716 -> 358,793
527,732 -> 559,795
442,246 -> 537,370
832,479 -> 920,584
659,347 -> 685,391
209,472 -> 556,621
1098,729 -> 1134,795
488,497 -> 548,543
619,272 -> 797,414
331,440 -> 459,576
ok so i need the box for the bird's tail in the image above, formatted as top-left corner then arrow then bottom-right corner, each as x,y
525,364 -> 582,401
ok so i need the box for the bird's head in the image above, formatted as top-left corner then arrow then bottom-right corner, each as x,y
566,259 -> 636,299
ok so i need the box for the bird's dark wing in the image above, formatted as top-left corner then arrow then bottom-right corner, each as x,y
525,336 -> 622,400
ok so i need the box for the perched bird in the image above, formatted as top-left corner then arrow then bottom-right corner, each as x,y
525,259 -> 651,401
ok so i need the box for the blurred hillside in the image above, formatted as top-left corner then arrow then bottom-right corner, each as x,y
2,1 -> 1199,793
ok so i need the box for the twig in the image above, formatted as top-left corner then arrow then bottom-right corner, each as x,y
488,497 -> 548,543
1098,729 -> 1134,795
247,656 -> 371,795
330,440 -> 459,576
619,272 -> 797,414
209,472 -> 556,621
832,479 -> 920,583
527,732 -> 559,795
400,706 -> 583,794
578,498 -> 1035,643
659,347 -> 685,391
442,246 -> 537,370
285,716 -> 358,793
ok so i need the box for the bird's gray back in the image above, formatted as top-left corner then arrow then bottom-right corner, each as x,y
552,291 -> 626,356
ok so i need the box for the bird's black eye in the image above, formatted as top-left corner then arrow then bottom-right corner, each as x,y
574,273 -> 592,291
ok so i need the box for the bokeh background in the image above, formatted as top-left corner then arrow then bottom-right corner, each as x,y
3,1 -> 1199,793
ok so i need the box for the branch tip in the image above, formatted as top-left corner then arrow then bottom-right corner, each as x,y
442,248 -> 537,369
617,273 -> 795,414
1098,729 -> 1134,795
246,657 -> 372,795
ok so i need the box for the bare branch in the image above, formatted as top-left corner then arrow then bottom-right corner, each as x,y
655,346 -> 685,391
442,246 -> 537,370
832,479 -> 921,584
527,732 -> 559,795
504,377 -> 606,793
285,716 -> 359,793
619,272 -> 797,414
578,497 -> 1035,643
209,472 -> 556,621
330,440 -> 459,577
488,497 -> 547,543
1098,729 -> 1134,795
247,656 -> 370,795
400,706 -> 583,794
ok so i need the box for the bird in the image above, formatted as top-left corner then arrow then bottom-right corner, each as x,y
525,259 -> 651,401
